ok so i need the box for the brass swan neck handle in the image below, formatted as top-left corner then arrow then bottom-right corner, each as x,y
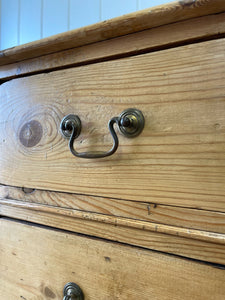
60,108 -> 145,159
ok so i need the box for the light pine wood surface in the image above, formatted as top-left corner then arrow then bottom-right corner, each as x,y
1,198 -> 225,244
1,12 -> 225,81
0,0 -> 224,66
1,184 -> 225,234
1,199 -> 225,264
1,3 -> 225,299
1,218 -> 225,300
1,38 -> 225,211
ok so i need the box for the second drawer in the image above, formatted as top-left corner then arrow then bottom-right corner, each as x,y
1,219 -> 225,300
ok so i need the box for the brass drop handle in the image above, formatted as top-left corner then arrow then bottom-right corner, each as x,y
60,108 -> 145,159
63,282 -> 84,300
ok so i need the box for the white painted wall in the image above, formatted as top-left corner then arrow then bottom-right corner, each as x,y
0,0 -> 172,50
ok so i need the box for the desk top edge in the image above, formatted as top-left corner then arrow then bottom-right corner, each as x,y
0,0 -> 225,66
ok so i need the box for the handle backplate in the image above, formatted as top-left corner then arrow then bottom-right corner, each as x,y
63,282 -> 84,300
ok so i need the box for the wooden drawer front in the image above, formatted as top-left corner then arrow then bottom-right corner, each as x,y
1,38 -> 225,211
1,219 -> 225,300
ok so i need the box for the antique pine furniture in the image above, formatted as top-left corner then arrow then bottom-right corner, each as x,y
1,0 -> 225,299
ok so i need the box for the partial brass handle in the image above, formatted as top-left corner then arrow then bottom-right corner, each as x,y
63,282 -> 84,300
60,108 -> 145,159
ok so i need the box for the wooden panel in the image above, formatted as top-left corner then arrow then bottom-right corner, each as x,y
1,185 -> 225,234
1,200 -> 225,264
1,39 -> 225,211
1,219 -> 225,300
1,12 -> 225,80
0,0 -> 225,65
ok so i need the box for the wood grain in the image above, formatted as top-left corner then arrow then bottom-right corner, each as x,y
1,219 -> 225,300
1,12 -> 225,80
0,0 -> 225,66
1,198 -> 225,244
1,38 -> 225,211
1,200 -> 225,264
1,184 -> 225,234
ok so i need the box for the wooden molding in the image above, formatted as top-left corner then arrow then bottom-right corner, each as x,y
1,184 -> 225,234
1,198 -> 225,244
1,199 -> 225,264
0,0 -> 225,66
1,12 -> 225,81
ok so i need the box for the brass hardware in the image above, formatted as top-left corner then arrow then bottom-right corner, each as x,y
60,108 -> 145,159
60,114 -> 81,139
118,108 -> 145,138
63,282 -> 84,300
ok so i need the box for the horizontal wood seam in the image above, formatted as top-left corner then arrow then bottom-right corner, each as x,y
2,183 -> 225,214
1,199 -> 224,245
2,33 -> 225,83
2,201 -> 225,264
2,216 -> 225,270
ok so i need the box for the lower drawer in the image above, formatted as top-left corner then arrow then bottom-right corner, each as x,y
0,219 -> 224,300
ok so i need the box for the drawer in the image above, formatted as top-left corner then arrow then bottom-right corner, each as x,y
0,38 -> 225,212
1,218 -> 225,300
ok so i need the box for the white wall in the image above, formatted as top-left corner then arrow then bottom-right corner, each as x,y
0,0 -> 172,50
